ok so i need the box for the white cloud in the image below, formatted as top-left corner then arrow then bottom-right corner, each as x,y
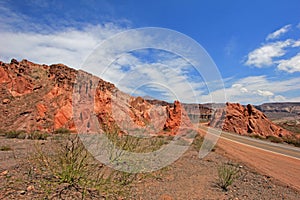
198,75 -> 300,104
292,39 -> 300,47
256,89 -> 274,97
0,24 -> 126,68
105,51 -> 207,103
277,53 -> 300,73
0,2 -> 127,67
266,24 -> 291,40
245,24 -> 300,73
0,3 -> 221,104
245,40 -> 292,67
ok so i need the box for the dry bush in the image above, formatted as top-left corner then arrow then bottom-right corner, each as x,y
217,163 -> 240,191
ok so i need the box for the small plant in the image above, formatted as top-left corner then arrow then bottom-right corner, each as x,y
0,145 -> 12,151
217,163 -> 240,191
192,134 -> 204,150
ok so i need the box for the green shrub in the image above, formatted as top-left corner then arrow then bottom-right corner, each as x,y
17,132 -> 27,139
282,136 -> 300,147
0,145 -> 12,151
266,135 -> 283,143
249,134 -> 265,140
53,128 -> 71,135
28,131 -> 48,140
34,134 -> 138,198
192,134 -> 204,150
217,163 -> 240,191
5,130 -> 24,138
0,129 -> 6,136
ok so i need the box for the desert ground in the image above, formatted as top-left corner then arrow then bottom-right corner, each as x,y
1,132 -> 299,200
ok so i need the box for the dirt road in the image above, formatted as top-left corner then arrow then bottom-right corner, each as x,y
198,126 -> 300,191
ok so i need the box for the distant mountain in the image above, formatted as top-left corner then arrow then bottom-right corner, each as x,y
255,102 -> 300,120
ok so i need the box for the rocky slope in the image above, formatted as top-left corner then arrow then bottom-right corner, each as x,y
1,59 -> 296,139
209,102 -> 293,137
0,59 -> 192,135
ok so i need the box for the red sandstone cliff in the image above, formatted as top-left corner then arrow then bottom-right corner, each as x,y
0,59 -> 192,135
209,102 -> 293,137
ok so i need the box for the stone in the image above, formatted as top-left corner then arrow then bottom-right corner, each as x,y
209,102 -> 293,138
2,98 -> 10,104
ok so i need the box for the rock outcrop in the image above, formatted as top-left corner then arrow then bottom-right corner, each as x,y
209,102 -> 293,137
0,59 -> 193,135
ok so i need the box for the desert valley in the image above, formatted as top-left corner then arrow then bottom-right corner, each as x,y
0,59 -> 299,199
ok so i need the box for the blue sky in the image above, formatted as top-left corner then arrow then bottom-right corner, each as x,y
0,0 -> 300,104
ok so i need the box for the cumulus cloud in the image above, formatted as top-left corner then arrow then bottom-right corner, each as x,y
292,39 -> 300,47
245,40 -> 292,67
0,3 -> 221,104
245,24 -> 300,73
198,75 -> 300,104
277,53 -> 300,73
0,2 -> 128,67
0,24 -> 127,68
266,24 -> 291,40
100,50 -> 208,103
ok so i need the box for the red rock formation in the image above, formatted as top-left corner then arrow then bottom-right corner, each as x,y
0,59 -> 193,136
210,102 -> 293,137
163,100 -> 193,135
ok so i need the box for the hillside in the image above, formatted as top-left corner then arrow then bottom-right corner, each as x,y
0,59 -> 192,136
1,59 -> 297,140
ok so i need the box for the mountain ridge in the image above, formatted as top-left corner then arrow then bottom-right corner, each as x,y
0,59 -> 298,139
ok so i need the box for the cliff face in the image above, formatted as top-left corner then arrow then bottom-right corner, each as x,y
209,102 -> 293,137
0,59 -> 192,135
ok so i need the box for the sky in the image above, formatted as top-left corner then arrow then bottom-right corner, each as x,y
0,0 -> 300,104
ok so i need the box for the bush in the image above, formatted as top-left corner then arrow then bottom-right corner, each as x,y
5,130 -> 48,140
28,131 -> 48,140
5,130 -> 25,138
0,145 -> 12,151
192,134 -> 204,150
17,132 -> 27,139
266,135 -> 283,143
34,134 -> 138,198
249,134 -> 265,140
54,128 -> 71,135
217,163 -> 240,191
282,136 -> 300,147
0,129 -> 6,136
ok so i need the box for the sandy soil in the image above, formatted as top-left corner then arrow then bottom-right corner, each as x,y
0,136 -> 299,199
216,137 -> 300,191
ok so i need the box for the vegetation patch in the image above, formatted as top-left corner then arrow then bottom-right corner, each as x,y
32,130 -> 165,198
266,135 -> 283,143
0,145 -> 12,151
217,163 -> 240,191
53,128 -> 71,134
4,130 -> 48,140
5,130 -> 25,138
282,136 -> 300,147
